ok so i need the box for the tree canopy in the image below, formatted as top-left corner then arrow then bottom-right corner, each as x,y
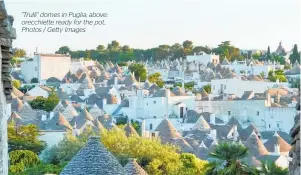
128,63 -> 147,82
29,92 -> 60,112
148,73 -> 165,88
8,121 -> 46,154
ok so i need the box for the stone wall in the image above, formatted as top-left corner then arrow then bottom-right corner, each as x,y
0,1 -> 15,174
289,100 -> 300,175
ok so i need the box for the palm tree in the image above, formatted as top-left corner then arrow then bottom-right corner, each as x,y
205,142 -> 258,175
260,161 -> 288,175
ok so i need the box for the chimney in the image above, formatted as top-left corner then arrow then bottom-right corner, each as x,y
165,88 -> 170,97
210,113 -> 216,125
274,144 -> 280,154
41,114 -> 47,121
49,112 -> 54,120
210,129 -> 217,140
141,118 -> 146,137
233,125 -> 238,141
103,98 -> 107,105
114,77 -> 118,87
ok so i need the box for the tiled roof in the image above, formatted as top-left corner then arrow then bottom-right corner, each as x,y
60,137 -> 126,175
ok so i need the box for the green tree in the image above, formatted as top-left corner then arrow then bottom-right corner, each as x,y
205,142 -> 257,175
30,78 -> 38,83
268,70 -> 287,82
107,40 -> 121,52
10,57 -> 22,65
179,153 -> 207,175
128,63 -> 147,82
13,48 -> 26,58
170,43 -> 184,59
252,53 -> 261,60
192,46 -> 212,55
267,46 -> 271,60
121,45 -> 132,52
96,45 -> 106,52
9,150 -> 40,173
289,44 -> 300,64
148,73 -> 165,88
12,80 -> 21,89
183,40 -> 193,55
8,121 -> 46,154
56,46 -> 70,54
43,129 -> 208,175
213,41 -> 240,61
260,161 -> 288,175
29,92 -> 59,112
203,84 -> 211,94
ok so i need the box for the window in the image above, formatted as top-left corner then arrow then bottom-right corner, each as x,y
224,85 -> 226,90
150,124 -> 153,130
277,123 -> 280,128
153,116 -> 156,118
213,86 -> 215,90
35,66 -> 37,71
228,111 -> 231,115
153,101 -> 156,104
257,111 -> 259,116
269,124 -> 271,128
146,103 -> 148,106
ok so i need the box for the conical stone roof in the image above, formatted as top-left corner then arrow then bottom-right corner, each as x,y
264,132 -> 291,152
193,116 -> 211,131
62,104 -> 79,121
244,132 -> 269,157
60,137 -> 126,175
155,119 -> 193,152
124,158 -> 148,175
124,123 -> 139,137
89,104 -> 104,118
52,102 -> 66,113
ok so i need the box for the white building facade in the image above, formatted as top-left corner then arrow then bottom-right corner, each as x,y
21,53 -> 72,83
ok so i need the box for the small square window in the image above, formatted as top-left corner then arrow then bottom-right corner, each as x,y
153,101 -> 156,104
228,111 -> 231,115
277,123 -> 280,127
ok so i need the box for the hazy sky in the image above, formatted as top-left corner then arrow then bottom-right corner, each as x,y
5,0 -> 301,55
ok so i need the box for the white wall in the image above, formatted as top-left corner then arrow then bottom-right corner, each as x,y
21,59 -> 38,83
196,100 -> 296,133
38,131 -> 66,147
38,54 -> 71,81
187,53 -> 219,65
211,78 -> 289,97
